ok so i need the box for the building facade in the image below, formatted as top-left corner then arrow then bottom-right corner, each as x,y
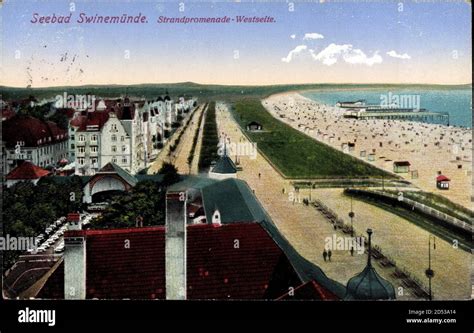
71,96 -> 195,176
2,116 -> 68,173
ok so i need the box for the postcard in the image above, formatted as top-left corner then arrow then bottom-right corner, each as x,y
0,0 -> 472,327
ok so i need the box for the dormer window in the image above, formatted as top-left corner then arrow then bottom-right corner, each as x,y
212,209 -> 221,225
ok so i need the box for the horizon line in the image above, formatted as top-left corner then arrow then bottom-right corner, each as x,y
1,81 -> 472,90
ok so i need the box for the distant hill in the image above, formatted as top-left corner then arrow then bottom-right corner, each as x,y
1,82 -> 471,101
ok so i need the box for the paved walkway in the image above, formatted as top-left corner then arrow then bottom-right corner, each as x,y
148,105 -> 202,174
190,105 -> 207,175
171,105 -> 205,174
215,102 -> 471,300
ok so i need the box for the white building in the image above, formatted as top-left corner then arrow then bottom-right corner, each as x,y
72,95 -> 192,176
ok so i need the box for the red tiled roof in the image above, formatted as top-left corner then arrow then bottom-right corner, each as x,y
6,161 -> 50,180
2,116 -> 67,148
186,223 -> 299,299
40,223 -> 329,300
84,226 -> 166,299
276,280 -> 339,300
70,114 -> 86,128
436,175 -> 450,182
56,108 -> 76,119
1,107 -> 16,120
76,111 -> 110,132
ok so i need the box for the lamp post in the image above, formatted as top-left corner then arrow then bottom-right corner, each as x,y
348,195 -> 355,237
425,235 -> 436,301
307,156 -> 314,203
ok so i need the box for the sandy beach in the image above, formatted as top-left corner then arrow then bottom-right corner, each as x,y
263,93 -> 473,209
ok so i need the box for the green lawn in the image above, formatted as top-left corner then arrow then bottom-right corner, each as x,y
232,98 -> 392,179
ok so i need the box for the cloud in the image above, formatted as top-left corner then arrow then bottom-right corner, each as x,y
290,34 -> 296,39
310,43 -> 352,66
303,32 -> 324,40
281,45 -> 308,63
386,50 -> 411,59
310,43 -> 383,66
344,49 -> 383,66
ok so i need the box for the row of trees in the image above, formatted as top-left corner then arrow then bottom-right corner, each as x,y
187,103 -> 207,167
168,110 -> 193,154
198,102 -> 219,172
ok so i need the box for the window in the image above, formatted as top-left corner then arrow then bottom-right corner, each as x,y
111,134 -> 117,142
91,158 -> 98,165
122,157 -> 127,164
121,136 -> 125,142
78,158 -> 85,165
112,157 -> 117,163
78,147 -> 85,153
78,135 -> 85,142
122,145 -> 127,152
91,146 -> 98,153
91,134 -> 98,141
111,124 -> 117,132
112,146 -> 117,153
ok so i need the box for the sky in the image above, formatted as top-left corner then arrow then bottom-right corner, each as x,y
0,0 -> 472,87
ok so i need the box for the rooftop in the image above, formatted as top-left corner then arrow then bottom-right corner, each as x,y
37,222 -> 342,300
2,115 -> 67,148
6,161 -> 50,180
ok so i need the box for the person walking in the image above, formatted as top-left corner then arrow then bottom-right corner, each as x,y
323,249 -> 328,262
327,249 -> 332,262
350,246 -> 354,256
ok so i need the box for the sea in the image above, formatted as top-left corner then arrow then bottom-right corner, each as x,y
301,87 -> 472,128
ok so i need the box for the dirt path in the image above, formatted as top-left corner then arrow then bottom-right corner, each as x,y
148,105 -> 202,174
190,105 -> 207,175
171,105 -> 205,174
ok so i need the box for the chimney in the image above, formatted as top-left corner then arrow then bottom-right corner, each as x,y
64,213 -> 86,300
165,191 -> 187,300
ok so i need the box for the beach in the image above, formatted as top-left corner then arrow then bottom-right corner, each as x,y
263,93 -> 473,209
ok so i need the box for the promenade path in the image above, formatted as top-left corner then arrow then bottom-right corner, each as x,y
190,105 -> 207,175
215,102 -> 471,300
170,104 -> 206,174
148,104 -> 203,174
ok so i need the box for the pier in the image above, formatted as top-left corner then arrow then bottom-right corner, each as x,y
343,110 -> 449,124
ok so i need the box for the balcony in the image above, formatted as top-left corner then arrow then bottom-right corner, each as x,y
76,151 -> 86,157
89,151 -> 98,157
76,141 -> 86,146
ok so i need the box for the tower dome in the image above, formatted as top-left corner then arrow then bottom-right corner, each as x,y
344,229 -> 396,300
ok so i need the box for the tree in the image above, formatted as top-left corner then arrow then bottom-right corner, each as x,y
90,180 -> 166,229
158,162 -> 180,186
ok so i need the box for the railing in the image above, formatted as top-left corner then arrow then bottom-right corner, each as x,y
348,189 -> 472,233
